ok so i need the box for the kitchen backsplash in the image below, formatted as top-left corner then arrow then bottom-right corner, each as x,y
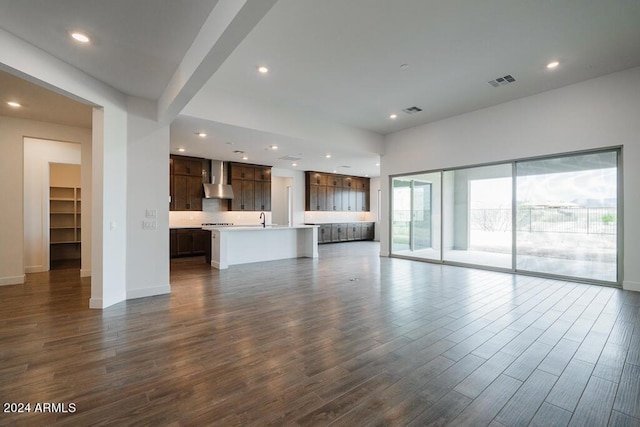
304,211 -> 375,223
171,199 -> 376,227
170,199 -> 272,227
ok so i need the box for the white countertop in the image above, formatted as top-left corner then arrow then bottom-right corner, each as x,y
304,221 -> 375,225
203,224 -> 318,232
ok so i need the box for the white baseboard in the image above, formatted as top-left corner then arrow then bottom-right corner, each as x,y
211,261 -> 225,269
25,265 -> 46,273
80,268 -> 91,277
623,280 -> 640,292
89,294 -> 127,309
126,285 -> 171,300
0,275 -> 25,286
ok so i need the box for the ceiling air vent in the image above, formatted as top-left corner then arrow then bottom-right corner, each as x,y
278,155 -> 302,161
488,74 -> 516,87
402,106 -> 423,114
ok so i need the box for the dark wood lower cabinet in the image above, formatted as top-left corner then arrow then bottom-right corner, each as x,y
170,229 -> 211,263
311,222 -> 374,244
318,225 -> 333,243
332,224 -> 348,242
362,222 -> 374,240
347,223 -> 362,240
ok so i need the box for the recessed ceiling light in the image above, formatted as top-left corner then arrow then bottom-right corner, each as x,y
70,32 -> 90,43
376,163 -> 380,166
270,145 -> 278,150
389,114 -> 397,120
325,154 -> 331,159
177,148 -> 185,152
332,170 -> 337,173
257,66 -> 269,74
196,132 -> 207,138
292,163 -> 297,167
7,101 -> 21,108
242,156 -> 248,160
546,61 -> 560,69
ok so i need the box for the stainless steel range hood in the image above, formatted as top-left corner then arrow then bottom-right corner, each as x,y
203,160 -> 234,199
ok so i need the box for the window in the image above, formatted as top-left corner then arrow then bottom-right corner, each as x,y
390,148 -> 620,285
443,164 -> 512,269
516,151 -> 618,282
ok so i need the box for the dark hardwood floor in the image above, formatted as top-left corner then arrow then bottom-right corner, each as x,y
1,242 -> 639,426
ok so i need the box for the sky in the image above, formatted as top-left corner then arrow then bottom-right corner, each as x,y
471,168 -> 617,208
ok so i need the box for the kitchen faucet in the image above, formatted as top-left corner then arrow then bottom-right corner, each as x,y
259,211 -> 266,228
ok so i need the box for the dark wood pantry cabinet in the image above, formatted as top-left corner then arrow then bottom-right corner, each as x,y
305,171 -> 370,212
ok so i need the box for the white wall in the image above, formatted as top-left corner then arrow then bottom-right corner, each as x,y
272,168 -> 306,225
272,176 -> 293,226
23,138 -> 81,273
369,177 -> 381,241
0,117 -> 91,285
381,66 -> 640,291
126,107 -> 171,299
2,29 -> 128,307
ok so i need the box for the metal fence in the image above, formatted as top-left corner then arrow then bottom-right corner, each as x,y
470,207 -> 617,235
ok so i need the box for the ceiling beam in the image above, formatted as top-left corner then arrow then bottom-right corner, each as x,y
157,0 -> 277,125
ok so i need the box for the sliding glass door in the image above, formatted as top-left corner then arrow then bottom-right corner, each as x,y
391,173 -> 441,261
515,151 -> 618,282
390,148 -> 620,284
443,163 -> 512,269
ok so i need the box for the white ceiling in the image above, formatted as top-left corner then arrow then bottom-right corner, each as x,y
0,0 -> 218,100
205,0 -> 640,135
2,0 -> 640,177
0,69 -> 91,128
170,115 -> 380,176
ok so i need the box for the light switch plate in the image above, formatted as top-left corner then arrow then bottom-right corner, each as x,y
142,220 -> 157,230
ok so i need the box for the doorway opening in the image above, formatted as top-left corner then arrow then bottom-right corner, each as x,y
49,163 -> 82,271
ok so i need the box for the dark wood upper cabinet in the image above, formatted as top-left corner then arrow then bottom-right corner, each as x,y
173,157 -> 203,177
231,164 -> 255,181
255,181 -> 271,211
305,171 -> 370,212
255,166 -> 271,182
230,179 -> 255,211
228,162 -> 271,211
170,155 -> 208,211
309,172 -> 328,186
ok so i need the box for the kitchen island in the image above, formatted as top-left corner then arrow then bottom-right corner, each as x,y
202,225 -> 318,269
